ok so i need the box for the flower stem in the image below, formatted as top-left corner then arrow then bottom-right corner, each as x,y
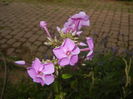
44,27 -> 52,38
80,48 -> 89,52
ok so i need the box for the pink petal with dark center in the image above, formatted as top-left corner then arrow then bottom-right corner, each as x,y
72,46 -> 80,55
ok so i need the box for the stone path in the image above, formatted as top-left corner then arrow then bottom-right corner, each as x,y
0,0 -> 133,59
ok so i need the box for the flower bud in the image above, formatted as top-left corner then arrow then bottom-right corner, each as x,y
15,60 -> 25,65
40,21 -> 47,29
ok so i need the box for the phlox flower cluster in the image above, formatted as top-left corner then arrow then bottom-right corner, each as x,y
15,11 -> 94,86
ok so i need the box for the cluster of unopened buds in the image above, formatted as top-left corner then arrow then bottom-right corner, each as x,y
15,11 -> 94,86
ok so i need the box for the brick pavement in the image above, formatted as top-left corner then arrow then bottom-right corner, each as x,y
0,0 -> 133,59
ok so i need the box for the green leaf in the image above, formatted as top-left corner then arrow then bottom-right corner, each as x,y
55,92 -> 66,99
62,74 -> 72,79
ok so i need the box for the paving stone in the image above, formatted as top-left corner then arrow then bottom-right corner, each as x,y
28,35 -> 39,42
22,42 -> 32,47
5,35 -> 12,39
1,44 -> 8,49
129,46 -> 133,50
124,36 -> 128,40
38,35 -> 46,42
0,39 -> 7,44
7,39 -> 16,45
11,29 -> 21,35
7,48 -> 14,55
0,0 -> 132,57
13,42 -> 21,47
109,38 -> 117,43
118,48 -> 126,55
34,41 -> 42,46
23,32 -> 33,38
129,35 -> 133,41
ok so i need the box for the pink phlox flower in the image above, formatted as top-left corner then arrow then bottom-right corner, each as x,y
53,38 -> 80,66
68,11 -> 90,30
62,21 -> 75,33
86,37 -> 94,60
40,21 -> 52,38
57,26 -> 82,36
80,37 -> 94,60
57,12 -> 89,35
27,58 -> 55,86
57,22 -> 75,34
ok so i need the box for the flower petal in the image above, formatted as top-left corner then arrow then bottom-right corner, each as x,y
58,57 -> 70,66
86,37 -> 94,50
62,38 -> 75,51
69,11 -> 90,30
56,26 -> 61,32
79,42 -> 87,46
43,63 -> 55,74
27,67 -> 37,79
72,46 -> 80,55
34,77 -> 45,86
40,21 -> 47,28
71,11 -> 87,19
76,31 -> 82,36
81,20 -> 90,26
44,74 -> 55,85
87,50 -> 94,60
32,58 -> 43,72
70,55 -> 78,66
53,47 -> 66,59
40,80 -> 45,86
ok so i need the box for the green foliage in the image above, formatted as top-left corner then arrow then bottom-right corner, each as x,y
0,53 -> 133,99
62,74 -> 72,79
4,79 -> 54,99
